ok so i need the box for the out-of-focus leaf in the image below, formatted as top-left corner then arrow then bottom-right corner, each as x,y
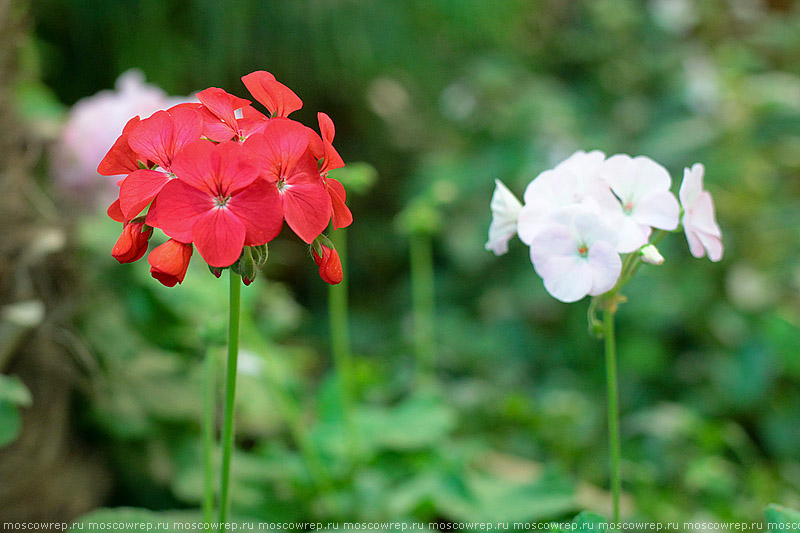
765,504 -> 800,528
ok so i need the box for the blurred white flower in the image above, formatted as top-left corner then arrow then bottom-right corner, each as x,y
485,179 -> 522,255
599,154 -> 680,253
530,205 -> 622,303
517,150 -> 617,245
52,69 -> 192,210
679,163 -> 723,262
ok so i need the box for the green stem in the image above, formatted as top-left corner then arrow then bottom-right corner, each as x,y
328,229 -> 358,457
410,232 -> 435,378
219,271 -> 242,525
603,307 -> 621,524
202,349 -> 215,525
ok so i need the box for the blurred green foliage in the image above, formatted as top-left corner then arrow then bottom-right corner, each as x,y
18,0 -> 800,526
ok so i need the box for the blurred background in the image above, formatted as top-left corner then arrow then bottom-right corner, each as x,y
2,0 -> 800,526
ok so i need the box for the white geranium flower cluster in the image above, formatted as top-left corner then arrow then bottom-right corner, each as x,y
487,150 -> 722,303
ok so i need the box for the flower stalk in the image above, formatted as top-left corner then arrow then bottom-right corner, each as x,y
410,232 -> 436,378
603,305 -> 621,524
219,270 -> 242,525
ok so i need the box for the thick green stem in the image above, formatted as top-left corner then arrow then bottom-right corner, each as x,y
603,307 -> 621,524
410,232 -> 435,377
202,349 -> 215,524
219,271 -> 242,525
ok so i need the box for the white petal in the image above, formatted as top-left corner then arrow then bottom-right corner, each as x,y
587,241 -> 622,296
486,179 -> 522,255
615,217 -> 650,253
679,163 -> 705,209
633,190 -> 680,230
534,251 -> 593,303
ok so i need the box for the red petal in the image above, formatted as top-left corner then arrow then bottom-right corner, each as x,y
318,112 -> 335,143
172,140 -> 259,196
313,245 -> 343,285
238,106 -> 269,138
326,178 -> 353,230
191,207 -> 247,268
119,169 -> 172,220
282,181 -> 332,243
196,87 -> 251,135
229,179 -> 284,245
112,222 -> 152,263
149,179 -> 211,242
244,119 -> 311,181
107,198 -> 125,222
97,116 -> 141,176
321,140 -> 345,173
128,108 -> 203,171
241,71 -> 302,117
198,105 -> 236,142
148,239 -> 193,287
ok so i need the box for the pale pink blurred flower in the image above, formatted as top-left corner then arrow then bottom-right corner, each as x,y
517,150 -> 617,245
530,205 -> 622,303
599,154 -> 680,253
485,179 -> 522,255
680,163 -> 723,261
52,70 -> 192,210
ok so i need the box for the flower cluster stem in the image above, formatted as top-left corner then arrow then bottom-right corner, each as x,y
219,271 -> 242,525
328,229 -> 358,458
603,307 -> 621,524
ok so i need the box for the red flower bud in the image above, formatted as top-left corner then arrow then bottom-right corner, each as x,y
112,221 -> 152,263
312,244 -> 343,285
148,239 -> 193,287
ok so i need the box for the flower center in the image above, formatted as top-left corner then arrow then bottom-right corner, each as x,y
277,179 -> 289,192
623,201 -> 635,215
214,195 -> 231,208
577,244 -> 589,258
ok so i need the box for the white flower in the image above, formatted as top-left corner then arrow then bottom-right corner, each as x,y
53,70 -> 193,209
599,154 -> 681,253
517,150 -> 618,245
485,179 -> 522,255
530,205 -> 622,303
679,163 -> 723,261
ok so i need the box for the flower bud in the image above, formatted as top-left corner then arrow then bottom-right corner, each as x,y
112,221 -> 152,263
148,239 -> 192,287
312,241 -> 343,285
640,244 -> 665,265
231,246 -> 259,284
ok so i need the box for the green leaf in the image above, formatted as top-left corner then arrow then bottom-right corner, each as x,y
0,374 -> 32,406
765,504 -> 800,528
573,511 -> 608,529
0,401 -> 22,447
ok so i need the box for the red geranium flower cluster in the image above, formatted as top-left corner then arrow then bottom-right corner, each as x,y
99,71 -> 352,287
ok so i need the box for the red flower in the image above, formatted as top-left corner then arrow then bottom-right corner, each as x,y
241,71 -> 302,118
195,88 -> 268,142
313,243 -> 343,285
148,239 -> 193,287
111,221 -> 152,263
245,119 -> 331,243
313,112 -> 352,230
118,106 -> 203,220
147,140 -> 283,267
97,116 -> 142,177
